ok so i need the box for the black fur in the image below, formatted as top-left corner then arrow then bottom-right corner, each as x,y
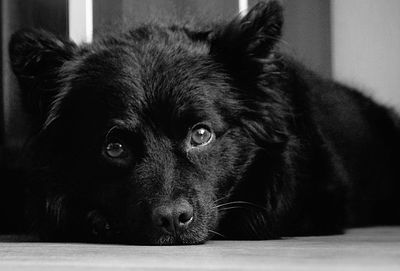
8,1 -> 400,244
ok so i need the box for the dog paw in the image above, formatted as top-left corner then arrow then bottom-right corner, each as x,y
87,210 -> 113,242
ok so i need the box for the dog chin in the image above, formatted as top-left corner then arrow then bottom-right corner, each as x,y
153,234 -> 207,246
126,228 -> 210,245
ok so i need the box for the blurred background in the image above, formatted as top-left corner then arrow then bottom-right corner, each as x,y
0,0 -> 399,231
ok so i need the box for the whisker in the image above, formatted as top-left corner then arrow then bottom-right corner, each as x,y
209,230 -> 225,238
214,201 -> 266,211
213,195 -> 230,204
214,201 -> 253,208
218,206 -> 247,212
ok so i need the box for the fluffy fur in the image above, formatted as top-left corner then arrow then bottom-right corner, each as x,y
9,1 -> 400,244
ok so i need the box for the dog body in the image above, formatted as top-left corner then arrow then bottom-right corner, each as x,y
9,1 -> 400,244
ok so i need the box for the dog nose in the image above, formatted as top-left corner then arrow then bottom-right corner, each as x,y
152,200 -> 194,235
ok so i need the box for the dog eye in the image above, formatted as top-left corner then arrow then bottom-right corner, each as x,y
105,142 -> 127,158
190,126 -> 213,147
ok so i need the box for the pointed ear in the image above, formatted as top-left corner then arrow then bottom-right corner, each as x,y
9,29 -> 76,121
210,1 -> 283,73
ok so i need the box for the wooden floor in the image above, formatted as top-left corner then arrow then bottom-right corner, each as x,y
0,227 -> 399,271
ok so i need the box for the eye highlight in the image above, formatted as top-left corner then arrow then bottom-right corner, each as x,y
189,124 -> 214,147
105,142 -> 127,158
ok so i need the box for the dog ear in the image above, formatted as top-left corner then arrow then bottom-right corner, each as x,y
209,1 -> 289,149
9,29 -> 76,121
210,1 -> 283,74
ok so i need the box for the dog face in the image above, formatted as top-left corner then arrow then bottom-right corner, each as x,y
43,41 -> 254,244
10,1 -> 287,244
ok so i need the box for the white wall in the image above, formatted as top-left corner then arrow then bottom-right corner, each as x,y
68,0 -> 92,43
332,0 -> 400,107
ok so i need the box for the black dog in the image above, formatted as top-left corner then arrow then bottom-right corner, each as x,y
9,1 -> 400,245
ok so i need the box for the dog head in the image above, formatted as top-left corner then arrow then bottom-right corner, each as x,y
10,1 -> 289,244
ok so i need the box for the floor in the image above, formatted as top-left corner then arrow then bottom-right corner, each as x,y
0,227 -> 399,271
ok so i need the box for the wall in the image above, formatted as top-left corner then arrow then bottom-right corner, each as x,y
282,0 -> 331,77
94,0 -> 238,37
332,0 -> 400,107
1,0 -> 68,152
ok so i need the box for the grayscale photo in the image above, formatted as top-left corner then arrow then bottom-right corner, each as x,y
0,0 -> 399,270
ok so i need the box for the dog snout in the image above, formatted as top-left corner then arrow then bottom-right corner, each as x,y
151,200 -> 194,235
